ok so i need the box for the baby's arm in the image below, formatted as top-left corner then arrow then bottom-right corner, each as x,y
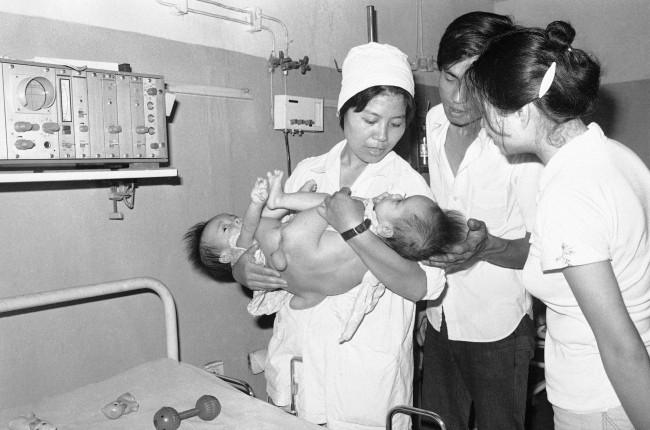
236,177 -> 268,249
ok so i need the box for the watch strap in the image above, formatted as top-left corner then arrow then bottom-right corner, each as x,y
340,218 -> 372,241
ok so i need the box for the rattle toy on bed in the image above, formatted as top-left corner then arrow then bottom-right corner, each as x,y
102,392 -> 139,419
8,413 -> 57,430
153,395 -> 221,430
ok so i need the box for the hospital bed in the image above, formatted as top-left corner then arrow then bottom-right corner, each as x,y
0,277 -> 322,430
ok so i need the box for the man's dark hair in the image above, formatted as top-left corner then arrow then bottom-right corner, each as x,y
437,11 -> 517,71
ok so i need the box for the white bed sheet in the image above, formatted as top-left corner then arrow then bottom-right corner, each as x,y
0,358 -> 321,429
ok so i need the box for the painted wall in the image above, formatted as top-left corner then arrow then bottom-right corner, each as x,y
494,0 -> 650,84
1,0 -> 645,85
589,80 -> 650,166
0,0 -> 493,83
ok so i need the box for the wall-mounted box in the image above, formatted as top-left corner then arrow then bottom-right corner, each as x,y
273,95 -> 324,132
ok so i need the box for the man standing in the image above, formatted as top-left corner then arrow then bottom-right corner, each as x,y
420,12 -> 543,430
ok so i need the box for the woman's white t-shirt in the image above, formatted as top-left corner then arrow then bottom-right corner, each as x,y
523,123 -> 650,412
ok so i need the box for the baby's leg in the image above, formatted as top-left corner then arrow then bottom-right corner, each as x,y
267,170 -> 324,212
266,170 -> 285,210
267,170 -> 317,209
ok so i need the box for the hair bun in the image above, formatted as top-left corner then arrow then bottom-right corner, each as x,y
546,21 -> 575,50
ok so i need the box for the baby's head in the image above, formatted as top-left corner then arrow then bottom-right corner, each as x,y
184,213 -> 242,282
371,194 -> 466,261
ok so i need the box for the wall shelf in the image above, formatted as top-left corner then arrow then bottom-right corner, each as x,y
0,168 -> 178,183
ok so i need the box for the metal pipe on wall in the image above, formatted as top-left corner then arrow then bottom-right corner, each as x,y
367,5 -> 377,42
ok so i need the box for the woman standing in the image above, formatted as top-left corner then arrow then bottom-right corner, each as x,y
234,42 -> 446,429
467,21 -> 650,430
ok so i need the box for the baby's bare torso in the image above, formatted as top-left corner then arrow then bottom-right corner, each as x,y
255,207 -> 367,307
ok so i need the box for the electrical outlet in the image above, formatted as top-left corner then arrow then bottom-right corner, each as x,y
204,360 -> 224,376
274,95 -> 324,132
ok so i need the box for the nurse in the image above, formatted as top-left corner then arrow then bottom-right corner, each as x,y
467,21 -> 650,430
233,42 -> 446,429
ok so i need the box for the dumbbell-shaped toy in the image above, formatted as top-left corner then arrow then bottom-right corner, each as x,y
153,395 -> 221,430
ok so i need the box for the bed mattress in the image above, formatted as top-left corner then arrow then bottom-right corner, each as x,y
0,358 -> 320,429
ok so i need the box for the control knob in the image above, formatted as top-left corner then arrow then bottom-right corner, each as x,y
14,139 -> 35,150
42,122 -> 60,134
14,121 -> 33,132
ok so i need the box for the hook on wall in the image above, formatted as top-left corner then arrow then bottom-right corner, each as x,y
333,59 -> 342,73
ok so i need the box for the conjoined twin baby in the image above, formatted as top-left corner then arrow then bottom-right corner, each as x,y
185,170 -> 464,341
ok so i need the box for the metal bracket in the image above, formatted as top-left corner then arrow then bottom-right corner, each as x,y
245,6 -> 262,32
268,52 -> 311,75
172,0 -> 188,14
108,181 -> 136,220
289,356 -> 302,416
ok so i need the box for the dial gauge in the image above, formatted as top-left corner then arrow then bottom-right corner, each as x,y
17,76 -> 55,111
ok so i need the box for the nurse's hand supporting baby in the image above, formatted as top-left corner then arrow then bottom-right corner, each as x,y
316,187 -> 363,233
232,244 -> 287,290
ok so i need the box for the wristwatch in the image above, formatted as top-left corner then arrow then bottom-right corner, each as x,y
340,218 -> 372,241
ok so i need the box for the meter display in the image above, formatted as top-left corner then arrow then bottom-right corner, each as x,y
59,78 -> 72,122
22,77 -> 55,111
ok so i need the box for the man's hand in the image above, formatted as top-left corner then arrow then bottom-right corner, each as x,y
231,244 -> 288,290
425,218 -> 489,272
316,187 -> 364,233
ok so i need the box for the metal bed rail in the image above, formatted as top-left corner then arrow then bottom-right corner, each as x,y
387,405 -> 446,430
0,277 -> 179,361
214,374 -> 256,397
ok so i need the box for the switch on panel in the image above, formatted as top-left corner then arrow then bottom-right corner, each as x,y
274,95 -> 324,132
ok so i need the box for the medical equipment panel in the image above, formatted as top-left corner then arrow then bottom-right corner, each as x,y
0,59 -> 168,166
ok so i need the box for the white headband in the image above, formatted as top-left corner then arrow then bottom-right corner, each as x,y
337,42 -> 415,115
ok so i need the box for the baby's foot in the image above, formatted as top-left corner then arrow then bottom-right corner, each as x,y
298,179 -> 317,193
266,170 -> 284,210
251,177 -> 268,204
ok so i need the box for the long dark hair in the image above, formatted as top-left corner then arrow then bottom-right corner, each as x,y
467,21 -> 601,129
